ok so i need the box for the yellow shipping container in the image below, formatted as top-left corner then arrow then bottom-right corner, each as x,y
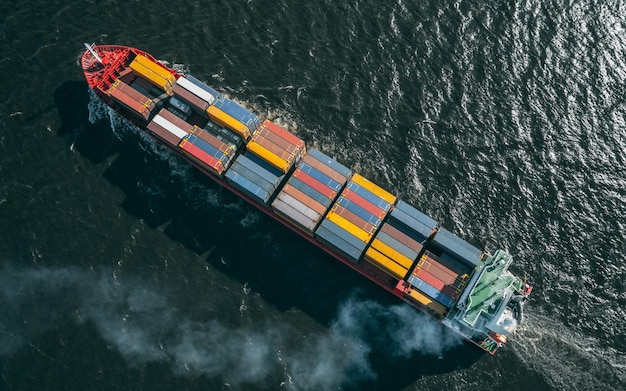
246,141 -> 291,173
351,173 -> 397,205
364,248 -> 407,280
207,106 -> 251,141
407,289 -> 447,316
370,238 -> 414,269
134,55 -> 175,82
325,211 -> 372,243
129,59 -> 173,95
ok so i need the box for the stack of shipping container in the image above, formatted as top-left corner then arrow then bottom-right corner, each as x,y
247,120 -> 305,174
105,52 -> 491,321
107,79 -> 155,121
179,126 -> 238,176
409,251 -> 469,310
363,200 -> 436,280
147,107 -> 192,148
208,97 -> 261,141
272,148 -> 351,234
315,173 -> 395,262
224,121 -> 304,205
129,54 -> 176,96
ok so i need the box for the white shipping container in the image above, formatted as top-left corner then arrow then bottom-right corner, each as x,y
273,198 -> 317,231
277,192 -> 320,221
152,115 -> 189,139
176,77 -> 217,105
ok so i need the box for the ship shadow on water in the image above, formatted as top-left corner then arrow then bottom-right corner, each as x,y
53,81 -> 484,390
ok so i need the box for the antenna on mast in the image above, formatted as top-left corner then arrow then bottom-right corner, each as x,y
84,43 -> 103,63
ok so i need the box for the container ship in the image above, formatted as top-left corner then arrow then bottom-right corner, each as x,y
80,43 -> 532,355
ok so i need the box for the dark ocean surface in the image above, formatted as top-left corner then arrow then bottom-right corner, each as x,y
1,0 -> 625,390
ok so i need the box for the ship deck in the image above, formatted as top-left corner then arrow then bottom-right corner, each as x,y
461,251 -> 518,326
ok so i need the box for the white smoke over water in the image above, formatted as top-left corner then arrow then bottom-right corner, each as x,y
0,266 -> 461,389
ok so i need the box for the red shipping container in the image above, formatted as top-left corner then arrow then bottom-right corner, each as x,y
173,83 -> 209,112
158,108 -> 195,132
262,120 -> 305,149
292,169 -> 337,199
112,80 -> 155,110
302,154 -> 348,184
179,139 -> 225,174
420,255 -> 460,283
109,86 -> 150,120
380,223 -> 424,253
342,189 -> 386,219
256,126 -> 301,155
253,134 -> 296,162
415,268 -> 446,292
420,260 -> 459,286
147,121 -> 182,147
281,184 -> 328,216
332,205 -> 376,234
191,127 -> 232,156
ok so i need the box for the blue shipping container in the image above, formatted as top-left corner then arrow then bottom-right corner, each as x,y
389,208 -> 435,240
297,162 -> 343,192
335,196 -> 381,226
347,182 -> 392,211
235,154 -> 282,188
185,134 -> 229,165
243,152 -> 285,178
186,75 -> 222,101
408,275 -> 455,308
395,200 -> 437,229
229,162 -> 277,194
315,224 -> 364,262
375,231 -> 420,261
213,97 -> 261,132
225,170 -> 271,204
431,228 -> 482,267
288,177 -> 333,208
306,148 -> 353,179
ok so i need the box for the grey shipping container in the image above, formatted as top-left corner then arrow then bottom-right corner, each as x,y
225,170 -> 271,204
316,219 -> 368,253
306,148 -> 353,179
390,207 -> 436,239
431,228 -> 482,267
229,162 -> 277,195
272,198 -> 317,232
235,154 -> 283,188
394,201 -> 437,229
375,230 -> 420,262
314,224 -> 364,262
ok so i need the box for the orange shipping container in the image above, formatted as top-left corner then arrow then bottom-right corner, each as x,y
380,222 -> 424,254
261,120 -> 305,149
332,205 -> 377,234
302,154 -> 348,184
255,126 -> 302,156
253,134 -> 297,163
108,85 -> 151,120
281,184 -> 328,216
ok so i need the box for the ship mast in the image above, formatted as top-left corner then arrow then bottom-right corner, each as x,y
84,43 -> 103,63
